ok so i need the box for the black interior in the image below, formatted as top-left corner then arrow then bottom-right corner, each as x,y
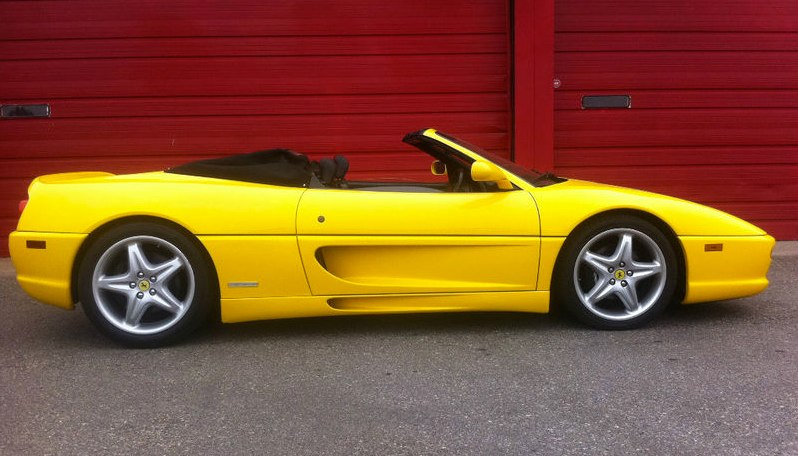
166,149 -> 315,188
165,139 -> 495,193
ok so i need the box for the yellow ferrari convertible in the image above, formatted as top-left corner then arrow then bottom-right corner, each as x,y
10,129 -> 774,347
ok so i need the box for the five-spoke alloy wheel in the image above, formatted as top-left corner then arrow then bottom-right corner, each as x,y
555,216 -> 678,329
78,223 -> 215,347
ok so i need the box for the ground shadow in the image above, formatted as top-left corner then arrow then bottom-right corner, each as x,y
194,310 -> 577,346
18,297 -> 764,349
658,299 -> 759,327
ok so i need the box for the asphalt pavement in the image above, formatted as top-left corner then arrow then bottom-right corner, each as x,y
1,244 -> 796,455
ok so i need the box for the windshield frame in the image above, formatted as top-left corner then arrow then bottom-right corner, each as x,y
403,129 -> 546,186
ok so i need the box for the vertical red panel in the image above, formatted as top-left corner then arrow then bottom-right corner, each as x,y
513,0 -> 555,171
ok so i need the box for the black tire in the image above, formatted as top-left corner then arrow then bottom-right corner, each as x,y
553,215 -> 678,329
77,222 -> 215,347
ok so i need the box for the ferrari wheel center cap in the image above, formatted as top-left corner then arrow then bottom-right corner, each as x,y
614,270 -> 626,280
138,280 -> 151,292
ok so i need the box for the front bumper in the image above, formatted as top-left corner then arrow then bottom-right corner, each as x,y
9,231 -> 87,309
681,235 -> 775,304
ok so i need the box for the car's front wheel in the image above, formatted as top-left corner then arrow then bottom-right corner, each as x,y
554,216 -> 678,329
77,222 -> 215,347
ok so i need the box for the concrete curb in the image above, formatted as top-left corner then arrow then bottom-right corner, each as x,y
2,241 -> 796,278
773,240 -> 798,257
0,258 -> 14,277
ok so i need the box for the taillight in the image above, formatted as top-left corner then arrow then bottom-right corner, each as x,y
19,199 -> 28,214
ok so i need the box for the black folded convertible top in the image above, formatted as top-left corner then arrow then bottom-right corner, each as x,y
165,149 -> 314,187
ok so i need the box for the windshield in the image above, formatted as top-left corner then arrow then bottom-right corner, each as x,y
434,132 -> 544,184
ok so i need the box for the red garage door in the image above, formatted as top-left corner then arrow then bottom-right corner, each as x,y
554,0 -> 798,239
0,1 -> 511,255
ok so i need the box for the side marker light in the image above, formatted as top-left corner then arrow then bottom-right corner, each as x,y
704,243 -> 723,252
26,240 -> 47,250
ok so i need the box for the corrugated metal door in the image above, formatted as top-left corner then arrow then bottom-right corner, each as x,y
554,0 -> 798,239
0,0 -> 510,255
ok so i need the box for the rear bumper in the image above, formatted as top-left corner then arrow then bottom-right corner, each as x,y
681,235 -> 775,304
9,231 -> 86,309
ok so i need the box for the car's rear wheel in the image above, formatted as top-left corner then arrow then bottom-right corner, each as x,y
554,216 -> 678,329
78,222 -> 214,347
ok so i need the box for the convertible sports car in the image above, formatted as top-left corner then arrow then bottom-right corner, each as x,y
10,129 -> 774,347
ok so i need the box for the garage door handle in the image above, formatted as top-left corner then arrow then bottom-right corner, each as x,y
1,104 -> 51,119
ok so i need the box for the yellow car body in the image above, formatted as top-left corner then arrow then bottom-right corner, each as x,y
10,129 -> 774,344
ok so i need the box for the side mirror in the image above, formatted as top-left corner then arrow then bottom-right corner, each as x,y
471,161 -> 513,190
430,160 -> 447,176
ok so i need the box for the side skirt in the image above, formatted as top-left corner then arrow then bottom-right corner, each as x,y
221,291 -> 550,323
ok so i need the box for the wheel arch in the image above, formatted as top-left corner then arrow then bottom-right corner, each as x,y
70,215 -> 221,308
550,209 -> 686,309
